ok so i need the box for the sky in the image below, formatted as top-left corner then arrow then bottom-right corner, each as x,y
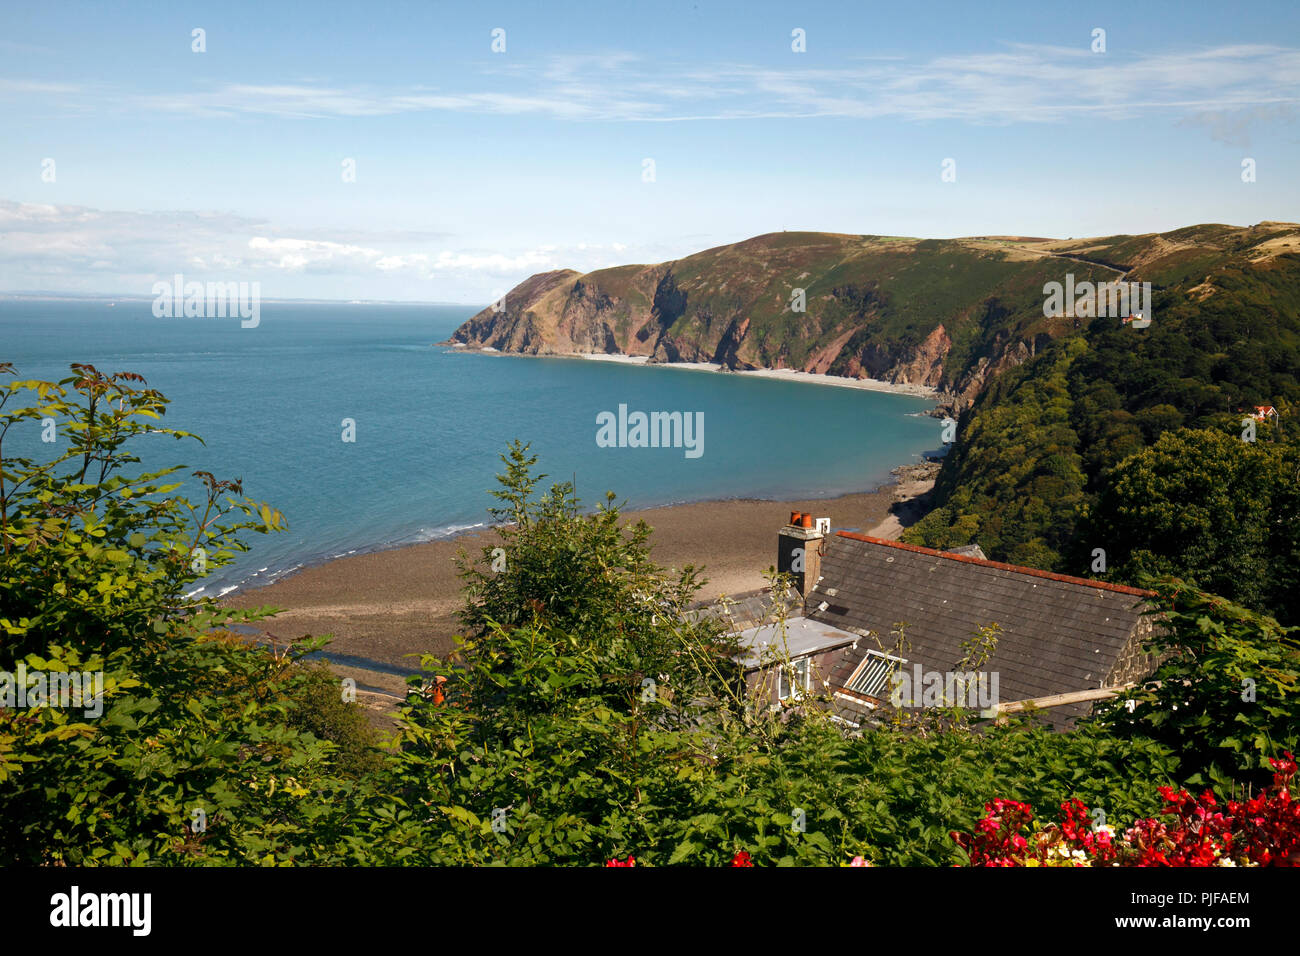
2,0 -> 1298,302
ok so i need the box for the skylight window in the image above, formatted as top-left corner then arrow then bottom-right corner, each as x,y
846,650 -> 906,699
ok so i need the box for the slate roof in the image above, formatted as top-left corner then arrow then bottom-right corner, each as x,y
809,533 -> 1156,729
688,587 -> 800,633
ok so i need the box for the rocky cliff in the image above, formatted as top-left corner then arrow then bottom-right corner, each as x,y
446,225 -> 1300,410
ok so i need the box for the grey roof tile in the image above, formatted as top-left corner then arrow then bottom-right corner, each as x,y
808,534 -> 1156,730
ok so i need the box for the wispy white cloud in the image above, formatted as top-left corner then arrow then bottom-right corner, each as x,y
246,236 -> 388,271
241,236 -> 562,276
7,42 -> 1296,127
0,78 -> 83,94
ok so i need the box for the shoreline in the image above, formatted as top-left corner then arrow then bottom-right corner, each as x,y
222,461 -> 940,694
446,344 -> 944,401
204,461 -> 939,601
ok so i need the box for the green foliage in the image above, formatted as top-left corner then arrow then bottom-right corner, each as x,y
1094,580 -> 1300,793
1077,429 -> 1300,622
455,440 -> 741,715
908,242 -> 1300,626
3,368 -> 1287,866
0,364 -> 273,660
0,365 -> 364,864
906,337 -> 1088,564
283,660 -> 387,778
362,612 -> 1180,866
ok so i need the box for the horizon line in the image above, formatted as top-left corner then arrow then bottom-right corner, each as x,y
0,291 -> 485,307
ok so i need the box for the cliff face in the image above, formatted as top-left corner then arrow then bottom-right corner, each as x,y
446,225 -> 1300,409
842,323 -> 952,388
450,269 -> 580,354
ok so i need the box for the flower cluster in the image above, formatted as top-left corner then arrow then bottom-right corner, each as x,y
953,752 -> 1299,867
1227,752 -> 1300,866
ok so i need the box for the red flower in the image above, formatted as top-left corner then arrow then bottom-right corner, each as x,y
731,850 -> 753,867
606,855 -> 635,867
953,753 -> 1300,867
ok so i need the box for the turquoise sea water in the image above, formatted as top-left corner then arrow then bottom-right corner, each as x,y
1,299 -> 942,595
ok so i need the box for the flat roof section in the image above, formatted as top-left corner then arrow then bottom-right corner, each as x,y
733,616 -> 860,671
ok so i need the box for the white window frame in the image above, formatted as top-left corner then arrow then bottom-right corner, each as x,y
778,656 -> 812,701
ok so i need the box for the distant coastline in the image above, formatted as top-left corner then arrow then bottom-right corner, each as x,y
0,291 -> 478,307
444,344 -> 945,402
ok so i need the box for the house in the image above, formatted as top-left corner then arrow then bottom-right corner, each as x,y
689,584 -> 850,708
732,616 -> 859,707
725,521 -> 1162,730
1253,405 -> 1279,422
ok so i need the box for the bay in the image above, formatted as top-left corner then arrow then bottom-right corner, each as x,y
1,299 -> 941,595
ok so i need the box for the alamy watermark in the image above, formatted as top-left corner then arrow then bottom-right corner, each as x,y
889,664 -> 998,712
152,273 -> 260,328
1,663 -> 104,718
596,404 -> 703,459
1043,274 -> 1151,326
50,886 -> 150,936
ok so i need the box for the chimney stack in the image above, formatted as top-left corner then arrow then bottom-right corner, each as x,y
778,513 -> 825,600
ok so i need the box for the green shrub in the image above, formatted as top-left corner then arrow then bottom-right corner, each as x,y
1094,579 -> 1300,791
0,365 -> 363,864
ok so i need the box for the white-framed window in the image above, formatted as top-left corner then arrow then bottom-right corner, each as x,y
778,656 -> 812,700
845,649 -> 907,699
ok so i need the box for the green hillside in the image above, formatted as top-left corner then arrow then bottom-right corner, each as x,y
450,224 -> 1300,413
905,224 -> 1300,622
447,229 -> 1132,397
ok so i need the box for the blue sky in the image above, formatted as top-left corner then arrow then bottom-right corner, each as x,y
2,0 -> 1298,301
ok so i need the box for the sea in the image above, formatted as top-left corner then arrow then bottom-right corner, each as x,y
1,299 -> 942,596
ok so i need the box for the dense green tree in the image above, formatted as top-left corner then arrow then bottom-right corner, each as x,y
0,365 -> 371,864
910,245 -> 1300,608
454,440 -> 741,716
1077,428 -> 1300,621
907,337 -> 1088,561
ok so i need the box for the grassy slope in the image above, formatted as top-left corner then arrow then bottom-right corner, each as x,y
453,230 -> 1132,387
